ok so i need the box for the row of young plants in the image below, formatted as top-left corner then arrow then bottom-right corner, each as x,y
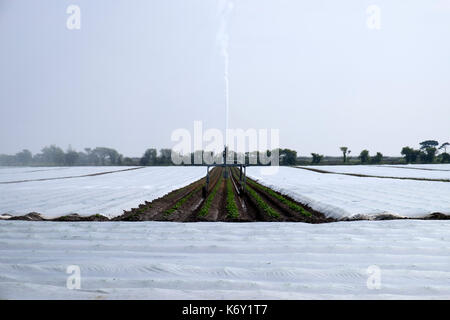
164,185 -> 201,215
246,179 -> 312,217
226,178 -> 239,219
245,184 -> 280,218
198,175 -> 223,217
122,202 -> 153,220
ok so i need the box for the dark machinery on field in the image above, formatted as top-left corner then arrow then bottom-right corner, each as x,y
202,146 -> 246,198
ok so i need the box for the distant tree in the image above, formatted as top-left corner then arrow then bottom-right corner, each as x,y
116,154 -> 123,165
371,152 -> 383,164
108,150 -> 121,165
92,147 -> 108,165
15,149 -> 32,166
84,148 -> 99,165
424,147 -> 437,163
311,153 -> 323,164
440,153 -> 450,163
140,148 -> 157,166
401,147 -> 420,163
439,142 -> 450,153
340,147 -> 351,163
64,147 -> 79,166
279,149 -> 297,166
40,145 -> 65,165
412,149 -> 421,163
159,149 -> 173,165
123,157 -> 134,165
92,147 -> 120,165
401,147 -> 411,162
359,150 -> 370,164
419,140 -> 439,150
75,151 -> 88,165
419,150 -> 428,163
438,142 -> 450,164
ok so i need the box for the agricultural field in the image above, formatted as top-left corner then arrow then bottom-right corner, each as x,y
0,166 -> 205,219
248,166 -> 450,220
1,164 -> 449,300
1,219 -> 449,299
299,164 -> 450,180
1,165 -> 450,221
0,166 -> 332,222
113,167 -> 329,223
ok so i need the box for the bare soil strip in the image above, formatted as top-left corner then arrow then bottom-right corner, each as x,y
0,167 -> 146,184
296,166 -> 450,182
376,165 -> 450,172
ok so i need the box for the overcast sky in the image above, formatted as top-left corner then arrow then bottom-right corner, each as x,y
1,0 -> 450,157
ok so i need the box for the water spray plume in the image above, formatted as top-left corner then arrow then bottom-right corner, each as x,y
216,0 -> 234,146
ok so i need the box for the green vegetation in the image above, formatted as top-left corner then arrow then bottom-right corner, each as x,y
4,139 -> 450,167
247,180 -> 311,217
359,150 -> 370,164
401,140 -> 450,164
440,142 -> 450,154
164,186 -> 200,215
311,153 -> 323,164
340,147 -> 351,163
136,206 -> 148,214
226,179 -> 239,219
371,152 -> 383,164
198,176 -> 223,217
245,185 -> 280,218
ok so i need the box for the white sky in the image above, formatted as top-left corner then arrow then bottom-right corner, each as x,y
1,0 -> 450,157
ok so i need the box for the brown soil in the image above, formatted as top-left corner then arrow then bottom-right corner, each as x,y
108,167 -> 335,223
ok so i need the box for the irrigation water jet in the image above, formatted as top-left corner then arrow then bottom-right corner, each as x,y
216,0 -> 234,146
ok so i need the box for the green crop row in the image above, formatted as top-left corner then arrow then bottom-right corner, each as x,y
164,186 -> 200,215
226,178 -> 239,219
247,180 -> 312,217
245,185 -> 280,218
198,176 -> 223,217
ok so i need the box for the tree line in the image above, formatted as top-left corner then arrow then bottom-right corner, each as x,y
0,146 -> 136,166
0,146 -> 299,167
309,140 -> 450,165
311,147 -> 383,165
401,140 -> 450,164
1,141 -> 449,167
142,148 -> 298,166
